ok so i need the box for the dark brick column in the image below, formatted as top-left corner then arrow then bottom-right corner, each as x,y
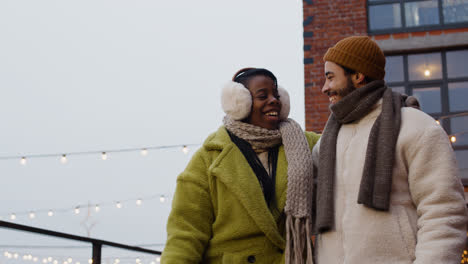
303,0 -> 368,132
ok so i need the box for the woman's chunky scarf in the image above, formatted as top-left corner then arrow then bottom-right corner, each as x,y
223,116 -> 315,264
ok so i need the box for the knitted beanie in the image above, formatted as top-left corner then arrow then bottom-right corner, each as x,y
323,36 -> 386,80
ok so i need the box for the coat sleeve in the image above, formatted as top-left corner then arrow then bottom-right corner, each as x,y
405,124 -> 468,264
161,149 -> 214,264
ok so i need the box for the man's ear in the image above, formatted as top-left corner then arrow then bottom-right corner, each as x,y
352,72 -> 366,87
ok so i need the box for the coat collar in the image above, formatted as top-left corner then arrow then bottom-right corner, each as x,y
205,126 -> 287,248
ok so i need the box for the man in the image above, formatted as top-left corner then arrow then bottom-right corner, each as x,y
312,36 -> 467,263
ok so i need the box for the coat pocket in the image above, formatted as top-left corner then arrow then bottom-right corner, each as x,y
395,206 -> 417,261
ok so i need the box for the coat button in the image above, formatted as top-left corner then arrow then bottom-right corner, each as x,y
247,255 -> 256,263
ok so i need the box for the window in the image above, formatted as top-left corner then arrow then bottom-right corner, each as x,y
385,49 -> 468,180
368,0 -> 468,33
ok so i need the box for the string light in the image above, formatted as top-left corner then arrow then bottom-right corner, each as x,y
424,69 -> 431,77
101,152 -> 108,161
42,258 -> 47,263
114,259 -> 120,264
68,258 -> 72,263
1,194 -> 170,220
88,258 -> 93,264
451,136 -> 457,143
156,257 -> 161,262
0,143 -> 199,163
182,146 -> 189,154
435,120 -> 440,125
14,253 -> 19,259
140,149 -> 148,156
135,258 -> 141,263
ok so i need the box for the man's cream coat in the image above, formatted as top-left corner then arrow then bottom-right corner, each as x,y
313,101 -> 467,264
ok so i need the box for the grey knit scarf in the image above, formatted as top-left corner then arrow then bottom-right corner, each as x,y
315,80 -> 403,233
223,116 -> 314,264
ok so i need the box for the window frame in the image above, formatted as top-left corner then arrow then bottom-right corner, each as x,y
385,48 -> 468,153
367,0 -> 468,34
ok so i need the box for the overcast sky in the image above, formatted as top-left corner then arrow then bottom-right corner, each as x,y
0,0 -> 305,262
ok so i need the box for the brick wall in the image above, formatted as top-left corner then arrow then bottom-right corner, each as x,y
303,0 -> 367,132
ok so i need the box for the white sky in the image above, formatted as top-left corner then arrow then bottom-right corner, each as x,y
0,0 -> 305,261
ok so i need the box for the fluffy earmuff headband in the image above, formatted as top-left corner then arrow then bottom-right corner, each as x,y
221,69 -> 290,121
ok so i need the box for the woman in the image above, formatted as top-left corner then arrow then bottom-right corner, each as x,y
161,68 -> 319,264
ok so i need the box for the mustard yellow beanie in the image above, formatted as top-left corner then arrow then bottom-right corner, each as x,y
323,36 -> 386,80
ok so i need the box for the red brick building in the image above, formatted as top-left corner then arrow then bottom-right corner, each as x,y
303,0 -> 468,184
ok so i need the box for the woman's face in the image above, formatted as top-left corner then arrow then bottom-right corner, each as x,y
245,75 -> 282,130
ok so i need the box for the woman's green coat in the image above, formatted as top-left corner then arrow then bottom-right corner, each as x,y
161,126 -> 320,263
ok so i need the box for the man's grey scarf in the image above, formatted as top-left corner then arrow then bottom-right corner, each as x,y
224,116 -> 314,264
315,80 -> 403,233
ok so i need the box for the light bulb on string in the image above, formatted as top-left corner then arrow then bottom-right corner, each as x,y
135,258 -> 141,263
74,206 -> 80,214
48,257 -> 52,262
116,201 -> 122,209
60,154 -> 67,164
141,149 -> 148,156
159,195 -> 166,203
53,260 -> 58,264
67,258 -> 72,263
136,199 -> 142,206
424,69 -> 431,77
29,212 -> 36,219
182,145 -> 189,154
151,262 -> 156,264
114,259 -> 120,264
435,120 -> 440,125
7,253 -> 12,259
4,251 -> 9,257
42,258 -> 47,263
34,257 -> 38,262
14,253 -> 19,259
48,210 -> 54,217
450,135 -> 457,143
76,262 -> 80,264
20,157 -> 27,165
95,205 -> 100,212
10,213 -> 16,220
101,152 -> 107,160
156,257 -> 161,262
88,259 -> 93,264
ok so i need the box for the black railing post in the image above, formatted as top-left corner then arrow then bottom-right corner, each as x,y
92,243 -> 102,264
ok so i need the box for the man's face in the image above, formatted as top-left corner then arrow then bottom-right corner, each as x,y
322,61 -> 356,104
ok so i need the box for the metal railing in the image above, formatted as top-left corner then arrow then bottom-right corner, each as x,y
0,220 -> 161,264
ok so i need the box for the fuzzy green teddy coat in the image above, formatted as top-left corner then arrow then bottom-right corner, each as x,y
161,126 -> 320,263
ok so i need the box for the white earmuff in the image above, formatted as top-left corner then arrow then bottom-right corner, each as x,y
221,81 -> 291,121
278,85 -> 290,120
221,81 -> 252,121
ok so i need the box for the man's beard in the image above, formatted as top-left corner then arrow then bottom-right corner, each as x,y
337,75 -> 356,98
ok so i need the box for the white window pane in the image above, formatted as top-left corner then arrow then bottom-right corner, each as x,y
443,0 -> 468,24
408,52 -> 442,81
369,4 -> 402,30
405,0 -> 440,27
412,87 -> 441,114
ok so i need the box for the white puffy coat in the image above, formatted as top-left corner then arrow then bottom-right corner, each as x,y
313,100 -> 467,264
